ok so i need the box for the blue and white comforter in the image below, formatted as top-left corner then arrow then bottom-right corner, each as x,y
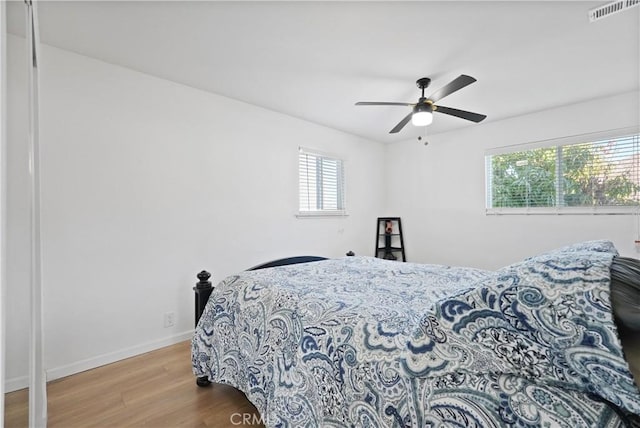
192,241 -> 640,427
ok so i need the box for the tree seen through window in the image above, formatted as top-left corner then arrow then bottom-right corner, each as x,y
488,134 -> 640,209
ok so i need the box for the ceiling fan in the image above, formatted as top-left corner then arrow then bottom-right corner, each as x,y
355,75 -> 487,134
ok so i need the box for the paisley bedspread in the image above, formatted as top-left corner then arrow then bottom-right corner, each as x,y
192,241 -> 640,427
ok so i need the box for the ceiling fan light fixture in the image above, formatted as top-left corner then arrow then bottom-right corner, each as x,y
355,74 -> 485,134
411,103 -> 433,126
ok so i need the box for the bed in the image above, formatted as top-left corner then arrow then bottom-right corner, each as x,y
191,241 -> 640,427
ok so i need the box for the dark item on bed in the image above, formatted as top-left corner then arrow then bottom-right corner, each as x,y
611,257 -> 640,332
609,257 -> 640,427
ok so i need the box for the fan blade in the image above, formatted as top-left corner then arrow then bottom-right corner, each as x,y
355,102 -> 413,106
435,105 -> 486,123
389,112 -> 413,133
428,75 -> 477,103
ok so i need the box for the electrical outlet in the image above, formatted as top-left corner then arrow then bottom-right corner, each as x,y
164,311 -> 175,328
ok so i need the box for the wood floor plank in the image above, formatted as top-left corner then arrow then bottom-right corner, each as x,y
4,388 -> 28,428
4,341 -> 264,428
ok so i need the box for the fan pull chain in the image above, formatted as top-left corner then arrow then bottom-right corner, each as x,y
417,127 -> 429,146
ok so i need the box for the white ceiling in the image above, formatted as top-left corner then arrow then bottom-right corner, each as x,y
7,1 -> 640,143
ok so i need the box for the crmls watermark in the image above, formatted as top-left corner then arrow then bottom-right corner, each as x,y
230,412 -> 268,426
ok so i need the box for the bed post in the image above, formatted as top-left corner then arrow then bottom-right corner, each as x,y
194,270 -> 213,387
194,270 -> 213,326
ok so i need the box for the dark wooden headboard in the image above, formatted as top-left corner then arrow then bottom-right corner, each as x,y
247,255 -> 328,271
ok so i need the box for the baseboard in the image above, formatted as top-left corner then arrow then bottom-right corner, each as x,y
5,375 -> 29,393
5,331 -> 195,393
45,330 -> 194,383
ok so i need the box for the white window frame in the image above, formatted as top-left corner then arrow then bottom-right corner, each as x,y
297,147 -> 347,218
485,127 -> 640,215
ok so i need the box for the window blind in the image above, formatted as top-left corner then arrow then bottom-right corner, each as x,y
299,148 -> 345,215
486,131 -> 640,212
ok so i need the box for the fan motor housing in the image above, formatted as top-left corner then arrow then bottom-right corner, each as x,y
413,102 -> 433,114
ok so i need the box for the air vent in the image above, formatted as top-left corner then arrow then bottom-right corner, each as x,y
589,0 -> 640,22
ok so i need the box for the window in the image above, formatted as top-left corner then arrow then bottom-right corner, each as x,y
486,129 -> 640,213
298,148 -> 346,216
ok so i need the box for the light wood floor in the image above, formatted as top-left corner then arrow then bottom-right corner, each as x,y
4,341 -> 263,428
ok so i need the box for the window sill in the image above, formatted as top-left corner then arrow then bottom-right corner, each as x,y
296,211 -> 349,218
486,206 -> 640,215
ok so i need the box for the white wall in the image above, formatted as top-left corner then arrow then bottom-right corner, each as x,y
6,34 -> 30,391
385,91 -> 640,270
6,36 -> 386,388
